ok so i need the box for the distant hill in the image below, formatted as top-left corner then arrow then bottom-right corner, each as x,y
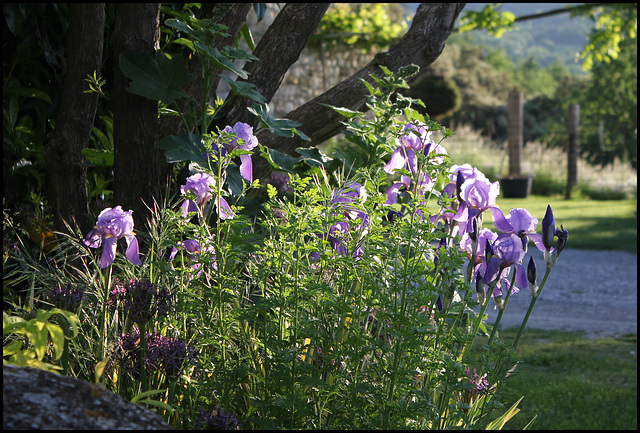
402,3 -> 592,76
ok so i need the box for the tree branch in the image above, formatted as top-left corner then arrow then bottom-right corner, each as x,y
252,3 -> 466,179
214,3 -> 331,129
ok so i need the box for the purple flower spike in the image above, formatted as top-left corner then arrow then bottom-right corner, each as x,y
84,206 -> 142,268
490,207 -> 545,252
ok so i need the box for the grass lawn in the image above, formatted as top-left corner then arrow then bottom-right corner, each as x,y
484,329 -> 638,430
486,195 -> 637,253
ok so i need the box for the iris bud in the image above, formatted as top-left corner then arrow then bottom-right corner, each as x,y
541,205 -> 555,251
456,171 -> 465,202
527,256 -> 537,286
555,225 -> 569,254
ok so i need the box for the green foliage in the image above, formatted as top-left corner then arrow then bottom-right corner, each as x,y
309,3 -> 408,53
458,4 -> 517,38
119,51 -> 195,105
3,308 -> 80,373
4,65 -> 547,430
574,5 -> 638,71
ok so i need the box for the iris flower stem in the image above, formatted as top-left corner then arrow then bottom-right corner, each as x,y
513,266 -> 552,351
99,265 -> 112,361
460,281 -> 495,362
166,380 -> 177,423
488,266 -> 518,345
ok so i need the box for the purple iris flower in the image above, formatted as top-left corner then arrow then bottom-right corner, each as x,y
84,206 -> 142,268
180,172 -> 234,220
331,181 -> 368,227
424,141 -> 448,165
328,221 -> 350,256
453,176 -> 500,236
479,233 -> 527,289
449,164 -> 487,184
384,122 -> 432,174
490,207 -> 545,252
385,172 -> 434,206
170,238 -> 217,277
220,122 -> 259,182
460,228 -> 498,262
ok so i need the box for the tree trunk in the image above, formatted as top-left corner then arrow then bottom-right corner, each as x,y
249,3 -> 466,180
565,104 -> 580,199
507,90 -> 523,177
112,3 -> 161,232
45,3 -> 105,235
213,3 -> 331,129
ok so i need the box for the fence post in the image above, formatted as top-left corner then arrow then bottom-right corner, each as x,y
507,90 -> 523,177
565,103 -> 580,199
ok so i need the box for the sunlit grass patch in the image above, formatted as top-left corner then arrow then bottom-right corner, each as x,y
489,329 -> 637,430
486,195 -> 637,253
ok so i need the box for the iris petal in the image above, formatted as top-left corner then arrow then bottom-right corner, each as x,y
125,234 -> 142,266
239,154 -> 253,182
99,236 -> 118,268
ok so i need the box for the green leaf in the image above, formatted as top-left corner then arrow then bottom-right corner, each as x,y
157,133 -> 210,169
486,396 -> 523,430
164,19 -> 206,45
220,75 -> 266,104
136,399 -> 175,413
247,103 -> 310,141
260,146 -> 303,173
296,147 -> 334,169
240,23 -> 255,52
119,50 -> 195,105
131,388 -> 168,404
194,43 -> 249,79
45,322 -> 64,361
220,46 -> 259,62
81,148 -> 114,168
3,340 -> 23,357
323,104 -> 365,119
94,357 -> 110,383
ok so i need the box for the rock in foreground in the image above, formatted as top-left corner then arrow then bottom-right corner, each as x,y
3,364 -> 173,430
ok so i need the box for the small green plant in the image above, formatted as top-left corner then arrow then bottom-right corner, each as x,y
3,308 -> 80,373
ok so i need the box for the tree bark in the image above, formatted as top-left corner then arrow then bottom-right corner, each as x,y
45,3 -> 105,235
112,3 -> 161,232
213,3 -> 331,129
250,3 -> 466,180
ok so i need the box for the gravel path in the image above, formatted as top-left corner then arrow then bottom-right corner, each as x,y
482,248 -> 637,339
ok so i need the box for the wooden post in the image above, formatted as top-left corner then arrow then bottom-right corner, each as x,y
507,90 -> 523,177
565,104 -> 580,199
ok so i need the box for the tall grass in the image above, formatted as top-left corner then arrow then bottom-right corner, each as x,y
435,124 -> 637,200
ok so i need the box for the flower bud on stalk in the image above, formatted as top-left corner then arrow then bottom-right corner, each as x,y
527,256 -> 538,298
475,269 -> 485,305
